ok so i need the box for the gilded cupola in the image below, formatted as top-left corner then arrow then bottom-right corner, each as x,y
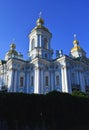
71,34 -> 81,52
36,18 -> 44,26
8,43 -> 18,56
5,43 -> 23,61
30,12 -> 50,33
70,34 -> 86,58
36,12 -> 44,26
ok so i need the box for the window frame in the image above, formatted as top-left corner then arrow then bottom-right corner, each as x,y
31,38 -> 35,50
56,75 -> 59,86
45,76 -> 49,87
20,77 -> 24,87
44,38 -> 48,49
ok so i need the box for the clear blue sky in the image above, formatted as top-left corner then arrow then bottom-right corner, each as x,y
0,0 -> 89,60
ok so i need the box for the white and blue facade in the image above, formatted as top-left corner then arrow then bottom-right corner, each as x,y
0,17 -> 89,94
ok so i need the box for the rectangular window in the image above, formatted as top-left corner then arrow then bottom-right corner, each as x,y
72,73 -> 75,84
20,77 -> 24,87
31,76 -> 34,86
56,75 -> 59,86
45,76 -> 48,86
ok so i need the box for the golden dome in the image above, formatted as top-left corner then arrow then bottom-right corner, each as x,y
36,18 -> 44,25
6,43 -> 18,57
73,39 -> 79,44
8,50 -> 18,56
71,46 -> 81,52
10,43 -> 16,49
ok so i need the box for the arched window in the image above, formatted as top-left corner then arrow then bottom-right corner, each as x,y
31,76 -> 34,86
31,39 -> 35,50
45,76 -> 49,86
20,77 -> 24,87
44,38 -> 48,49
56,75 -> 59,86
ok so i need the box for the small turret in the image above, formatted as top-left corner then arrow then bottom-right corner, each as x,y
5,43 -> 23,61
70,34 -> 86,58
56,50 -> 63,58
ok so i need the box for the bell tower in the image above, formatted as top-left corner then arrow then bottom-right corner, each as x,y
28,14 -> 53,60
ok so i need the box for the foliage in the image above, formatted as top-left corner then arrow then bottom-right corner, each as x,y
72,90 -> 86,97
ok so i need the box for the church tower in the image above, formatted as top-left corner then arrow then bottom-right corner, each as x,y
28,14 -> 53,60
70,34 -> 86,58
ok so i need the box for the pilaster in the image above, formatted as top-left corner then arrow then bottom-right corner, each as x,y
40,69 -> 44,94
8,69 -> 14,92
64,66 -> 69,92
40,34 -> 42,47
34,67 -> 40,94
13,70 -> 17,92
61,67 -> 65,92
61,66 -> 69,92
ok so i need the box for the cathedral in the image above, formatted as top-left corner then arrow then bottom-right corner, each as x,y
0,16 -> 89,94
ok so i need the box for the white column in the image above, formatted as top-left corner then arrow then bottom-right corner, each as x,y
61,67 -> 65,92
40,69 -> 44,94
29,40 -> 31,52
61,66 -> 69,93
40,35 -> 42,47
8,69 -> 14,92
64,66 -> 69,92
34,69 -> 37,93
34,67 -> 40,94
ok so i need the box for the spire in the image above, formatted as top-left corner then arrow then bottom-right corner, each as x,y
39,12 -> 42,18
74,34 -> 77,40
73,34 -> 79,45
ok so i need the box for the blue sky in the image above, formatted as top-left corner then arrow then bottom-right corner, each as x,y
0,0 -> 89,60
